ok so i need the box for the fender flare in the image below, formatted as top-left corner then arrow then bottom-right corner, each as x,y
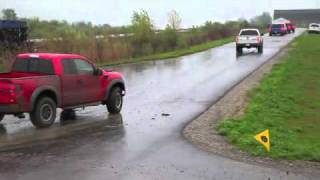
104,79 -> 125,102
30,86 -> 61,111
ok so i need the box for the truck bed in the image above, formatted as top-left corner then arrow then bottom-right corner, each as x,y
0,72 -> 61,112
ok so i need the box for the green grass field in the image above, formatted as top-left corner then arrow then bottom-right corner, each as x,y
218,34 -> 320,161
101,37 -> 233,67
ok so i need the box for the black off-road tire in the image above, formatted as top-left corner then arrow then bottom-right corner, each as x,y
236,46 -> 243,55
258,45 -> 263,54
0,114 -> 4,122
30,97 -> 57,128
107,87 -> 123,114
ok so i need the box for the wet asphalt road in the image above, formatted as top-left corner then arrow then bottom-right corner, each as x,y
1,29 -> 318,180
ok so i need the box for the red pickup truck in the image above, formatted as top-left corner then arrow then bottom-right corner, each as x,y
0,53 -> 125,128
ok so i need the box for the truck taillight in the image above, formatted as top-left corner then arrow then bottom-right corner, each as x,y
8,84 -> 20,93
0,83 -> 20,103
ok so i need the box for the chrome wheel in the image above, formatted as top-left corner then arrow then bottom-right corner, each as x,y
40,104 -> 53,122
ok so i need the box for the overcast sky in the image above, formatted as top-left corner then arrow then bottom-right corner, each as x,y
1,0 -> 319,28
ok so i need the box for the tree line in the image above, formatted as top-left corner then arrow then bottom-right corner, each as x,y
0,8 -> 272,66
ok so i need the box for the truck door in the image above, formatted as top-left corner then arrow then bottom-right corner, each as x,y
73,59 -> 101,103
61,59 -> 85,106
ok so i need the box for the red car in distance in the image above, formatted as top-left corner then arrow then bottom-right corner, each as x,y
286,23 -> 296,33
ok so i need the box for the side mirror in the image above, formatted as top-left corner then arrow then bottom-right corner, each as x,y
93,68 -> 103,76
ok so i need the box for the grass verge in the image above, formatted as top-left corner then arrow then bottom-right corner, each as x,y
100,37 -> 233,67
0,37 -> 232,71
217,33 -> 320,161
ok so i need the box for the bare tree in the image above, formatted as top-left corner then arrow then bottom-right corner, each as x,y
167,10 -> 182,30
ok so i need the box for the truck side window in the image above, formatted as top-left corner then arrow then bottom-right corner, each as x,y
12,58 -> 28,72
73,59 -> 94,75
62,59 -> 77,75
13,58 -> 54,74
29,58 -> 54,74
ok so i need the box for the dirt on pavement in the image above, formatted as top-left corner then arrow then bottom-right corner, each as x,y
183,48 -> 320,175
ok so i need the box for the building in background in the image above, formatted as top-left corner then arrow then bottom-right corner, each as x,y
274,9 -> 320,27
0,20 -> 27,44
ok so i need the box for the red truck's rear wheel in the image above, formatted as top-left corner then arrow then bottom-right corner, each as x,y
107,87 -> 123,114
258,45 -> 263,54
236,46 -> 243,55
30,97 -> 57,128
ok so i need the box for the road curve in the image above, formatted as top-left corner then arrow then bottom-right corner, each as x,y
1,29 -> 318,180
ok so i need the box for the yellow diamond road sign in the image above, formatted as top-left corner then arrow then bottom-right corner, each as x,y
254,129 -> 270,152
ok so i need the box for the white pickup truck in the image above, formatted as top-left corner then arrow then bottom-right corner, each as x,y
308,23 -> 320,34
236,29 -> 264,55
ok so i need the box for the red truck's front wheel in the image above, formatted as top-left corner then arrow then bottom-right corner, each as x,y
30,97 -> 57,128
107,87 -> 123,114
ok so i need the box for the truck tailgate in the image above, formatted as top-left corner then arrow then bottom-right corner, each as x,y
238,36 -> 260,44
0,80 -> 16,104
0,75 -> 61,112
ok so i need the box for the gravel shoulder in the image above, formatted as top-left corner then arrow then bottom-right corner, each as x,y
183,48 -> 320,175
